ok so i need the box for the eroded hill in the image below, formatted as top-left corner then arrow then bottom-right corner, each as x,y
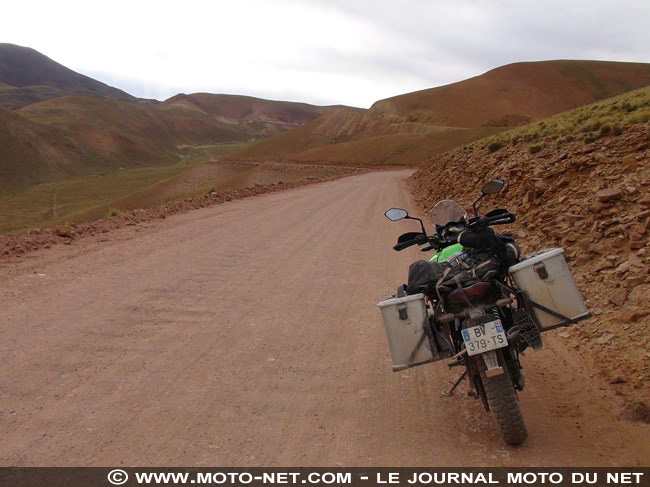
161,93 -> 358,133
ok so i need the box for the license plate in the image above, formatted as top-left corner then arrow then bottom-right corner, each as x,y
462,319 -> 507,356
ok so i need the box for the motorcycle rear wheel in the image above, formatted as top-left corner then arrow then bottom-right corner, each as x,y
480,366 -> 528,445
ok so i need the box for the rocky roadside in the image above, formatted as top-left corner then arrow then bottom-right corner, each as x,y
0,169 -> 366,261
410,123 -> 650,422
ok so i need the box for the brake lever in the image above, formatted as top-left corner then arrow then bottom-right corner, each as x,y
420,245 -> 434,251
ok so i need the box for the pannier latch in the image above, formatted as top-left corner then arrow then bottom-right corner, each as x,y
533,262 -> 549,280
397,304 -> 408,320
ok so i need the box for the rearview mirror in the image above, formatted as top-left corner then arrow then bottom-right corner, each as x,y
482,178 -> 505,195
385,208 -> 408,221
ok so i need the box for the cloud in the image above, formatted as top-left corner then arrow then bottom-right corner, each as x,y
2,0 -> 650,107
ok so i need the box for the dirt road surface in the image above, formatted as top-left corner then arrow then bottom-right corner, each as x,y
1,170 -> 648,466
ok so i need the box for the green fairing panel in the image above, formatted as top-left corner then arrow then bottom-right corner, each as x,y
429,243 -> 463,263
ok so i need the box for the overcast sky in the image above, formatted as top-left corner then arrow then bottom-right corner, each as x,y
4,0 -> 650,107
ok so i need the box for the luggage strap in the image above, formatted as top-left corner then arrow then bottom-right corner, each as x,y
406,315 -> 439,364
527,299 -> 579,325
435,266 -> 452,304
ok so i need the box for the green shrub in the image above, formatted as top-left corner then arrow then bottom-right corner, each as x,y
528,144 -> 543,154
634,112 -> 650,123
599,124 -> 611,136
487,141 -> 503,153
108,208 -> 120,217
622,102 -> 637,113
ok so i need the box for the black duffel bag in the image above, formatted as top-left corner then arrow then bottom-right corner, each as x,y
406,260 -> 447,294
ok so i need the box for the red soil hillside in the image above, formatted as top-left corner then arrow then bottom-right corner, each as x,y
19,96 -> 251,148
377,60 -> 650,127
0,107 -> 93,189
225,107 -> 501,166
229,60 -> 650,166
0,96 -> 256,191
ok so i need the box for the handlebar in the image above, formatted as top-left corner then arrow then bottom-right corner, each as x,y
393,233 -> 429,251
434,211 -> 516,250
393,239 -> 418,251
477,212 -> 516,226
391,210 -> 515,252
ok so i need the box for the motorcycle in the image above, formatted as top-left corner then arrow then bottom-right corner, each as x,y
379,178 -> 590,445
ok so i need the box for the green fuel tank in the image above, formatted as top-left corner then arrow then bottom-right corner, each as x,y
429,243 -> 464,263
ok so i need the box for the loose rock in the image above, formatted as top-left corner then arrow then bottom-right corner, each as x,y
54,225 -> 74,238
597,188 -> 623,203
596,333 -> 615,345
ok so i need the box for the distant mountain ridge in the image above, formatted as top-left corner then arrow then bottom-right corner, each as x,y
159,93 -> 361,139
162,93 -> 359,125
0,43 -> 135,108
0,44 -> 358,191
3,43 -> 650,193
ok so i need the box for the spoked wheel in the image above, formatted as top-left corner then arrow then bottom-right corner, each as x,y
480,366 -> 528,445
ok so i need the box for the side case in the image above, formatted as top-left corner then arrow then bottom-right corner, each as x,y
509,248 -> 590,331
377,294 -> 445,371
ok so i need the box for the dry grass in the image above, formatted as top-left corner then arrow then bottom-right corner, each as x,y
472,86 -> 650,151
0,143 -> 251,233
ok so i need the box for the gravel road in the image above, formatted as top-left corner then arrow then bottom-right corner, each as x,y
1,170 -> 648,466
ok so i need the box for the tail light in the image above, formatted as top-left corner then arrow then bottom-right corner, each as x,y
448,282 -> 494,303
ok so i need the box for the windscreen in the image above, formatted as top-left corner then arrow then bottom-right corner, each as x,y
429,200 -> 467,227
